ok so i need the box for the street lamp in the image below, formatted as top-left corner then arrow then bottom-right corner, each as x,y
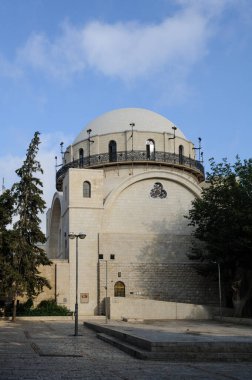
217,262 -> 223,321
129,123 -> 135,153
212,260 -> 222,321
193,137 -> 202,161
105,260 -> 108,324
169,126 -> 177,162
87,129 -> 94,166
68,232 -> 86,336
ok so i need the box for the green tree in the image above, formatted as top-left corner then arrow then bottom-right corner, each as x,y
10,131 -> 51,320
0,189 -> 15,306
187,157 -> 252,317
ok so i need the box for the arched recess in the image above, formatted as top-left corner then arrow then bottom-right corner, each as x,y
48,195 -> 62,259
114,281 -> 125,297
109,140 -> 117,162
83,181 -> 91,198
79,148 -> 84,167
103,170 -> 202,210
146,139 -> 155,159
179,145 -> 184,165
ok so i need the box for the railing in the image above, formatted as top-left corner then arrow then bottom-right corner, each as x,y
56,150 -> 204,190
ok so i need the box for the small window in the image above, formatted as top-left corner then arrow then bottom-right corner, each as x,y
114,281 -> 125,297
83,181 -> 91,198
99,254 -> 104,260
110,254 -> 115,260
146,139 -> 155,159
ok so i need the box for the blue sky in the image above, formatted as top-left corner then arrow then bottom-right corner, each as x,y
0,0 -> 252,230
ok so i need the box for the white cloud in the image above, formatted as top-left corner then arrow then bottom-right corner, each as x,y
0,54 -> 23,79
0,0 -> 249,85
82,10 -> 209,81
16,1 -> 228,83
17,23 -> 86,81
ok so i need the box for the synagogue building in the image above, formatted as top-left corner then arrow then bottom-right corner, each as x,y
46,108 -> 218,318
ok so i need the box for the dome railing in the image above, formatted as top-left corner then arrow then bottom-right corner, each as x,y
56,150 -> 204,190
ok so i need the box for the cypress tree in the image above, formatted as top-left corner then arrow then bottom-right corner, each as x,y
11,131 -> 51,320
0,189 -> 15,310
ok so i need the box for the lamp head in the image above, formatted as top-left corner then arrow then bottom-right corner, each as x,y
68,232 -> 86,239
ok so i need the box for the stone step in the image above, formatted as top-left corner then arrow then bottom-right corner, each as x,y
97,333 -> 252,362
84,321 -> 252,353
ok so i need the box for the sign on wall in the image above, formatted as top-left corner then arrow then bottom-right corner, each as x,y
80,293 -> 89,303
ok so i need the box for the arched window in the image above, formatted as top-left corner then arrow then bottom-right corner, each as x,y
79,148 -> 84,167
109,140 -> 117,162
114,281 -> 125,297
83,181 -> 91,198
146,139 -> 155,159
179,145 -> 184,165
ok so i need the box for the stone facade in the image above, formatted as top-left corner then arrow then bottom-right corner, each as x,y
46,108 -> 216,316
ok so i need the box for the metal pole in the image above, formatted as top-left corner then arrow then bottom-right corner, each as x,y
218,263 -> 222,321
105,260 -> 108,324
68,232 -> 86,336
129,123 -> 135,153
75,237 -> 79,336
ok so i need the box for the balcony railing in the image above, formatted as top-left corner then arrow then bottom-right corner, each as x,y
56,150 -> 204,191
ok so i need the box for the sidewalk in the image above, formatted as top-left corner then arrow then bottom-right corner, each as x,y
1,318 -> 252,379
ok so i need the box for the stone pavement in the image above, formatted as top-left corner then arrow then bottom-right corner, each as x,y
1,318 -> 252,379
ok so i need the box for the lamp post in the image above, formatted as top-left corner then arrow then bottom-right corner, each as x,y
193,137 -> 202,161
217,262 -> 223,321
68,232 -> 86,336
129,123 -> 135,153
87,129 -> 94,166
105,260 -> 108,324
168,126 -> 177,162
212,260 -> 222,321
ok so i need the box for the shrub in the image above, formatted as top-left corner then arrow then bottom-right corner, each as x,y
4,298 -> 72,316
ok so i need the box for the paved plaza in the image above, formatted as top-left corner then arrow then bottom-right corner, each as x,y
0,318 -> 252,379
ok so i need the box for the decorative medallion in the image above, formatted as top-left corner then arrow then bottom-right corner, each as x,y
150,182 -> 167,199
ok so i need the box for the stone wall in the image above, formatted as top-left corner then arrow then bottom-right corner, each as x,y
98,261 -> 219,314
108,297 -> 220,320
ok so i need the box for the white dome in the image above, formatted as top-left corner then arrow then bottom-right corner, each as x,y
73,108 -> 185,144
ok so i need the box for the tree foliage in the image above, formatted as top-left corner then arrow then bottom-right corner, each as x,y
0,132 -> 51,320
187,157 -> 252,316
0,190 -> 15,297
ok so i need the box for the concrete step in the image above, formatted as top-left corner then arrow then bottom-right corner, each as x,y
84,321 -> 252,353
97,333 -> 252,362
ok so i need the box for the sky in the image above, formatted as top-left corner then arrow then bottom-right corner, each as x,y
0,0 -> 252,231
